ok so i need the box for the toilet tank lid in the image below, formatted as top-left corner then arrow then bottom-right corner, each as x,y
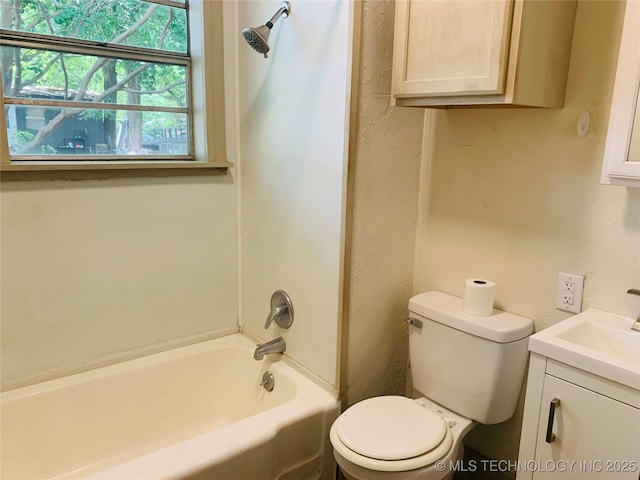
409,291 -> 533,343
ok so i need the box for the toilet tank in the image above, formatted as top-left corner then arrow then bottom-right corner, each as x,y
408,291 -> 533,425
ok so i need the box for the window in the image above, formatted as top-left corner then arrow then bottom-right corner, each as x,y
0,0 -> 229,174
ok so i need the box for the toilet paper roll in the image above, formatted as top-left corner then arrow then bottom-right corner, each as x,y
463,278 -> 496,316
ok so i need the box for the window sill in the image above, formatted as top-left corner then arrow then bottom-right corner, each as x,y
0,161 -> 232,181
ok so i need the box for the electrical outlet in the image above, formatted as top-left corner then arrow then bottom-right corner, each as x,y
556,272 -> 584,313
561,293 -> 574,305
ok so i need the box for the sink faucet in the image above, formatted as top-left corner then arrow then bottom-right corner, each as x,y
254,336 -> 286,360
627,289 -> 640,332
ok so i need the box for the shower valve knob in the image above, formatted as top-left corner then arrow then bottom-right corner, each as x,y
264,290 -> 294,329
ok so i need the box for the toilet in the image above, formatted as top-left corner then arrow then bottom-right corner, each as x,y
330,291 -> 533,480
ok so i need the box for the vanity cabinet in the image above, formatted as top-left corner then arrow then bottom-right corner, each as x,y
517,354 -> 640,480
391,0 -> 577,108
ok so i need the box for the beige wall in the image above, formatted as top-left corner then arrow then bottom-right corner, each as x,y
415,0 -> 639,462
344,0 -> 424,405
1,2 -> 240,389
236,0 -> 353,385
1,0 -> 353,391
1,177 -> 238,388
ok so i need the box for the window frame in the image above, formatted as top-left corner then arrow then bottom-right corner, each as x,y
0,0 -> 230,177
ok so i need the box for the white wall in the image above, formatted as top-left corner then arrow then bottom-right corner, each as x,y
236,0 -> 353,386
1,176 -> 238,387
415,0 -> 639,462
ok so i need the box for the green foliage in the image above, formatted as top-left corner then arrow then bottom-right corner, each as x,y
2,0 -> 191,154
80,109 -> 115,121
40,144 -> 57,154
14,0 -> 187,52
14,130 -> 34,146
10,130 -> 36,152
6,0 -> 188,103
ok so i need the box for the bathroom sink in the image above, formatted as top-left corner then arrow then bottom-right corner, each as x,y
528,309 -> 640,390
556,320 -> 639,363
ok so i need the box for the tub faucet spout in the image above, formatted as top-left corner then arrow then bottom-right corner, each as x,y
254,337 -> 286,360
628,289 -> 640,332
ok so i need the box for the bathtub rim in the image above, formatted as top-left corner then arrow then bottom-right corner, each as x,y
3,329 -> 339,399
1,332 -> 337,401
1,332 -> 340,480
1,327 -> 240,393
81,357 -> 339,480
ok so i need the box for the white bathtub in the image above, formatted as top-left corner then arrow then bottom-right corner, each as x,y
1,334 -> 339,480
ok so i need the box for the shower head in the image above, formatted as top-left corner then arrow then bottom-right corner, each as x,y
242,2 -> 291,58
242,25 -> 272,57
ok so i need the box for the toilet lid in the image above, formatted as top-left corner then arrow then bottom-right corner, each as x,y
335,396 -> 447,461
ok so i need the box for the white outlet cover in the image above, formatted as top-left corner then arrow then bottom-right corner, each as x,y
556,272 -> 585,313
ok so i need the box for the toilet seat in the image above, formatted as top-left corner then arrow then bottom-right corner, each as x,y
330,396 -> 454,472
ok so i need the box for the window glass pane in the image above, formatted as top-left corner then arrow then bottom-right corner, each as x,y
3,0 -> 187,53
1,47 -> 187,108
5,105 -> 189,157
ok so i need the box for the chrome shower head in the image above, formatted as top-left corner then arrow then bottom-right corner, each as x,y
242,2 -> 291,58
242,25 -> 272,57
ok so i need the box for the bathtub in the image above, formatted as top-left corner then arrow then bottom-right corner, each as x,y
1,334 -> 339,480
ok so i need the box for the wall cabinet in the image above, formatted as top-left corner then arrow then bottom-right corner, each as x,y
517,354 -> 640,480
391,0 -> 577,108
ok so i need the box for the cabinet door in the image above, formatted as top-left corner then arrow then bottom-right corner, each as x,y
392,0 -> 514,98
534,375 -> 640,479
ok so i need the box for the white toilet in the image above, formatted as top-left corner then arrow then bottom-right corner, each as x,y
330,291 -> 533,480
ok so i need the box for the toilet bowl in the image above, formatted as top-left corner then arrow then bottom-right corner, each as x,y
330,291 -> 533,480
330,396 -> 474,480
